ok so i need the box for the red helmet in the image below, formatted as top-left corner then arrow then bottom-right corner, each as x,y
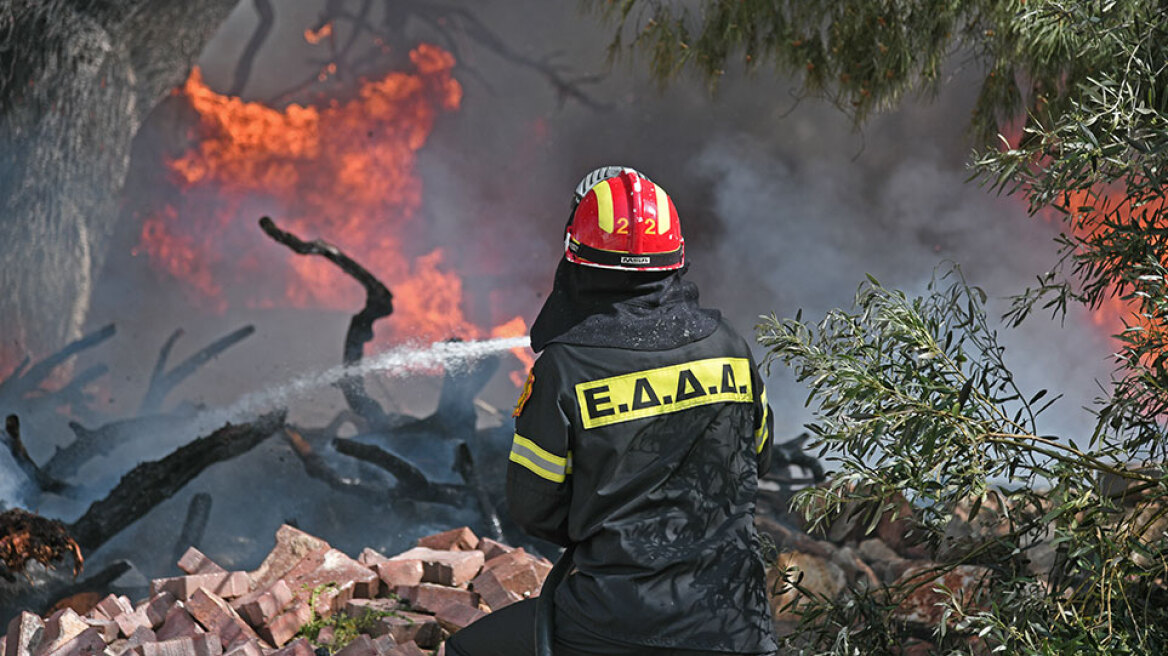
565,166 -> 684,271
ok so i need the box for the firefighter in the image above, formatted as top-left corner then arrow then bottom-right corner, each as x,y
446,166 -> 778,656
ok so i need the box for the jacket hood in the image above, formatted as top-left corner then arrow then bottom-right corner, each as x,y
529,257 -> 721,352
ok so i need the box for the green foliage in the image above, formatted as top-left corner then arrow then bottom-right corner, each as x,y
582,0 -> 1148,144
759,268 -> 1168,654
296,583 -> 401,653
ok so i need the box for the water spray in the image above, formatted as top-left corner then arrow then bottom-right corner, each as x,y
190,336 -> 530,434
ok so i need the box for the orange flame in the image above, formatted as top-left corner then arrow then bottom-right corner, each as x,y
491,316 -> 536,386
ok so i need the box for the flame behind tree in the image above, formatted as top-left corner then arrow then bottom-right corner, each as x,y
137,44 -> 513,347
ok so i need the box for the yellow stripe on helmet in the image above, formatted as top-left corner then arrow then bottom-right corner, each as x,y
594,179 -> 614,234
653,183 -> 671,235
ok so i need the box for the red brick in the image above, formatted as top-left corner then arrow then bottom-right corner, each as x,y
391,548 -> 483,587
124,627 -> 156,652
39,627 -> 103,656
138,634 -> 222,656
150,572 -> 252,602
249,526 -> 330,591
371,635 -> 396,655
222,640 -> 264,656
375,560 -> 423,589
5,612 -> 44,656
416,527 -> 478,552
185,589 -> 260,651
269,638 -> 313,656
257,602 -> 312,648
373,614 -> 440,650
332,635 -> 378,656
357,549 -> 389,568
470,551 -> 545,611
80,618 -> 117,644
396,584 -> 478,615
39,609 -> 90,654
385,642 -> 426,656
154,607 -> 204,642
283,549 -> 379,616
142,592 -> 178,628
343,598 -> 402,619
112,607 -> 153,640
94,595 -> 133,622
434,603 -> 487,634
475,539 -> 513,562
178,548 -> 228,576
235,580 -> 295,628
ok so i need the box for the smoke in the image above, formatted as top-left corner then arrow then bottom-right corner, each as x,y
0,0 -> 1119,588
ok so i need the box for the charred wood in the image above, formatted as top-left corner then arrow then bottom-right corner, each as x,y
44,560 -> 131,615
0,508 -> 82,581
453,441 -> 503,541
68,410 -> 286,554
333,438 -> 465,506
284,427 -> 386,503
44,413 -> 196,482
259,216 -> 394,428
1,415 -> 72,497
139,325 -> 256,414
171,493 -> 213,566
0,324 -> 115,407
227,0 -> 275,96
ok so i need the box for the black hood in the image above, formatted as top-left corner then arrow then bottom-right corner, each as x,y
529,258 -> 721,352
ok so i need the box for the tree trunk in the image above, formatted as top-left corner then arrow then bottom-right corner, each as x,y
0,0 -> 239,365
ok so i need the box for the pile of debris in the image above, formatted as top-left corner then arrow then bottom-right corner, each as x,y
1,525 -> 551,656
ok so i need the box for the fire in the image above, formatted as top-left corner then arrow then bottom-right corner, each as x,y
136,44 -> 532,362
491,316 -> 536,385
1051,189 -> 1168,335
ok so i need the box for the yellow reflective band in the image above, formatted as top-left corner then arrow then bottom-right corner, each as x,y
594,180 -> 614,234
575,357 -> 753,430
509,434 -> 569,482
755,387 -> 770,453
653,183 -> 671,235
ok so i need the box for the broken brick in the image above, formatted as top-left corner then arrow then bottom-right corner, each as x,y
80,618 -> 116,644
269,638 -> 313,656
138,634 -> 222,656
396,584 -> 478,615
283,549 -> 379,616
184,589 -> 260,651
416,527 -> 478,552
357,549 -> 389,569
385,642 -> 426,656
434,603 -> 487,634
150,572 -> 251,602
471,551 -> 545,611
124,627 -> 156,652
6,611 -> 45,656
257,601 -> 312,648
154,607 -> 204,642
332,635 -> 378,656
94,595 -> 132,623
375,560 -> 423,589
475,538 -> 513,562
222,640 -> 264,656
141,592 -> 177,628
249,526 -> 329,591
391,548 -> 483,587
343,598 -> 402,619
235,580 -> 294,628
112,608 -> 153,640
177,548 -> 228,576
373,614 -> 440,650
39,627 -> 103,656
38,609 -> 90,655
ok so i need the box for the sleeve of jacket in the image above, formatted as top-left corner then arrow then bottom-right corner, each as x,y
751,359 -> 774,477
506,355 -> 572,546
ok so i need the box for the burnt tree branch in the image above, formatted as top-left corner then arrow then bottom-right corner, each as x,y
0,324 -> 115,404
227,0 -> 275,96
2,415 -> 72,496
284,427 -> 386,503
333,437 -> 465,506
259,216 -> 393,427
139,326 -> 256,414
68,410 -> 285,553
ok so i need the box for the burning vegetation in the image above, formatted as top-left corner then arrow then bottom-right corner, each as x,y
0,509 -> 82,581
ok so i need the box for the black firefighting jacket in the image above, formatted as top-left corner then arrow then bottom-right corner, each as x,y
507,317 -> 778,653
